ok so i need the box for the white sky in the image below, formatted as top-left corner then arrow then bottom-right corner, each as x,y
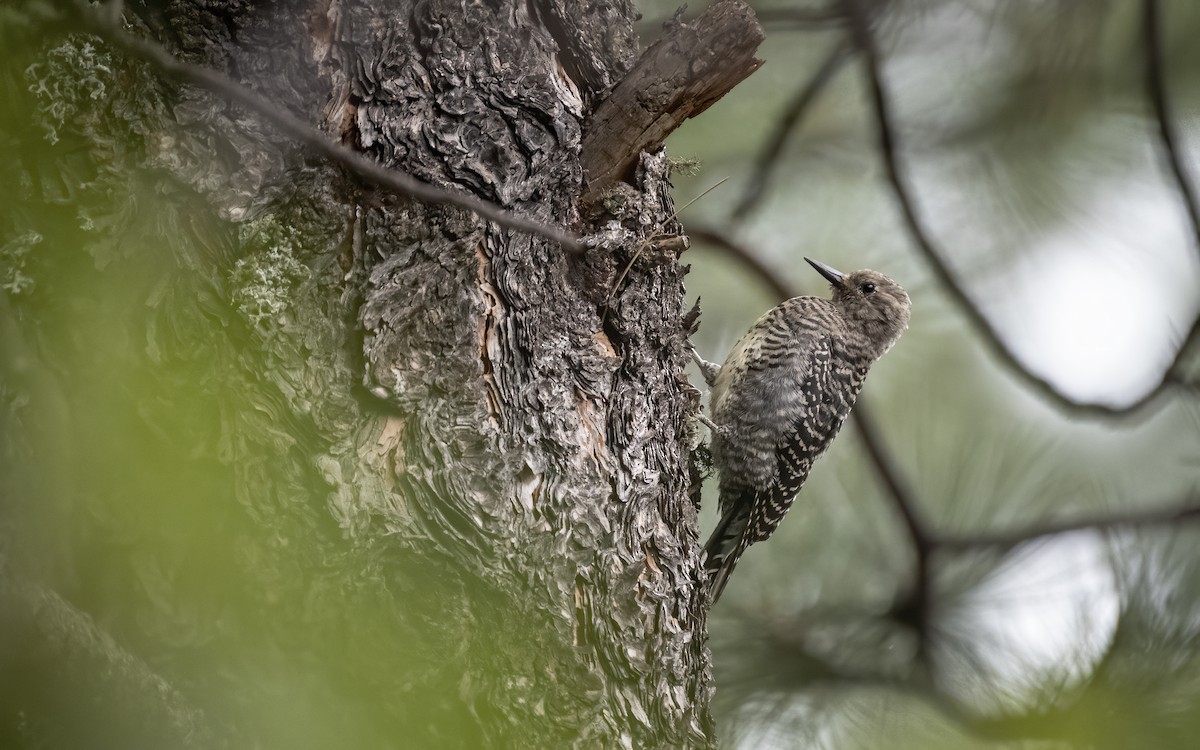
993,178 -> 1200,407
953,531 -> 1120,707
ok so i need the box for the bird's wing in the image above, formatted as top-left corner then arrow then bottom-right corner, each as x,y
712,305 -> 828,517
742,333 -> 846,545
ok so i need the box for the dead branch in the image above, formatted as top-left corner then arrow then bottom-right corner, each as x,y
580,0 -> 765,203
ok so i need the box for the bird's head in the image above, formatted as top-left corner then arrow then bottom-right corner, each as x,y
806,257 -> 911,359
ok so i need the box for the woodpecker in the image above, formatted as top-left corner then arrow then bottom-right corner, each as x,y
696,258 -> 911,602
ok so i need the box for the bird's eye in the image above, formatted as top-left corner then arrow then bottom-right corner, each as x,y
861,283 -> 876,295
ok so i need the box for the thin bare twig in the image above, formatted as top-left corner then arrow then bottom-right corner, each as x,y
70,2 -> 583,252
1143,0 -> 1200,258
750,6 -> 849,32
686,225 -> 793,301
844,0 -> 1199,419
850,405 -> 933,646
732,38 -> 853,221
605,178 -> 728,315
636,4 -> 846,39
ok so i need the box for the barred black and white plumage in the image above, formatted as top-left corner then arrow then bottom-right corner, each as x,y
698,258 -> 911,603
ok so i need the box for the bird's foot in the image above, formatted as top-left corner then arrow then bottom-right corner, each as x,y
690,347 -> 722,387
695,411 -> 723,435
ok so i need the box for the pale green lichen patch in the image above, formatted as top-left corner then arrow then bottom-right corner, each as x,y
229,217 -> 312,336
25,37 -> 120,146
0,231 -> 41,296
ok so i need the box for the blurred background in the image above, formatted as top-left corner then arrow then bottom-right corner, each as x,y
660,0 -> 1200,747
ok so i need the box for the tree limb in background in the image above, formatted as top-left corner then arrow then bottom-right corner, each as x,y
731,38 -> 853,221
64,1 -> 584,251
843,0 -> 1200,419
731,611 -> 1092,746
937,495 -> 1200,552
687,226 -> 792,300
850,404 -> 934,647
1143,0 -> 1200,258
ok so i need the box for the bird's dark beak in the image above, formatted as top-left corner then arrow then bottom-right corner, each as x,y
805,257 -> 846,289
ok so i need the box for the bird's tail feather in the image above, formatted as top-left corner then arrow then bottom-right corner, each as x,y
703,500 -> 749,603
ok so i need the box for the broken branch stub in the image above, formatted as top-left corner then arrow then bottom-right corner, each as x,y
580,0 -> 765,203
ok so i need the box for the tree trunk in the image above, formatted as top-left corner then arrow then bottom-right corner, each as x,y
1,0 -> 761,746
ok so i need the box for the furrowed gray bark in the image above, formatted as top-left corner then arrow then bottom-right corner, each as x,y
339,1 -> 711,743
3,0 -> 763,746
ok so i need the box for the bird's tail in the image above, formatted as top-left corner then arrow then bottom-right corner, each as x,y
703,499 -> 750,604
